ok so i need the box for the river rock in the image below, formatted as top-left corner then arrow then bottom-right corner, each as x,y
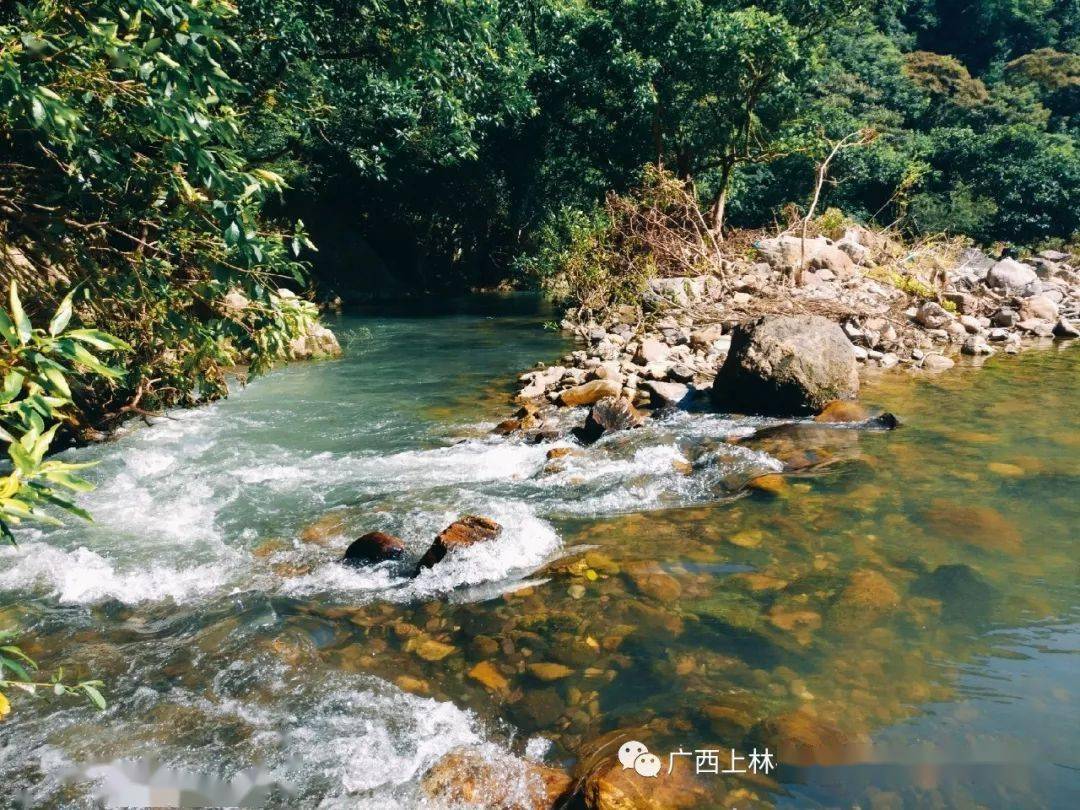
961,335 -> 994,356
643,380 -> 690,409
755,234 -> 829,274
915,301 -> 952,329
575,396 -> 645,444
634,337 -> 670,365
528,662 -> 574,682
342,531 -> 406,565
468,661 -> 510,693
910,563 -> 997,625
1018,318 -> 1055,337
689,324 -> 726,348
560,379 -> 622,407
711,315 -> 859,416
814,399 -> 868,423
921,353 -> 954,372
416,516 -> 502,572
574,729 -> 714,810
986,258 -> 1037,291
421,748 -> 571,810
1020,294 -> 1059,322
288,322 -> 342,360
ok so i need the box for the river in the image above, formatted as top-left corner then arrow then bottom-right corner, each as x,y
1,295 -> 1077,808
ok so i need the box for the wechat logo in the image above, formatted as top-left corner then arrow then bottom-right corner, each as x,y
618,740 -> 662,778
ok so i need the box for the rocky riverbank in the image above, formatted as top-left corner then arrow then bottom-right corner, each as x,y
502,229 -> 1078,439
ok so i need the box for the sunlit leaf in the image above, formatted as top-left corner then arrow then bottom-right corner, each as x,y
48,294 -> 73,336
8,283 -> 31,345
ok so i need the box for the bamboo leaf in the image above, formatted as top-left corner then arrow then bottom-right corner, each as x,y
81,683 -> 106,710
9,283 -> 32,345
65,329 -> 131,351
48,294 -> 73,336
0,310 -> 17,348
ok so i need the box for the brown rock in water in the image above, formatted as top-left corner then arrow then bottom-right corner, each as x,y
422,747 -> 571,810
814,400 -> 869,423
493,418 -> 521,435
830,569 -> 901,630
560,379 -> 622,407
528,662 -> 574,682
342,531 -> 406,565
625,563 -> 683,601
416,515 -> 503,572
923,499 -> 1022,554
468,660 -> 510,693
574,729 -> 715,810
404,635 -> 457,662
757,708 -> 861,767
298,511 -> 348,544
711,315 -> 859,416
546,446 -> 579,460
746,473 -> 786,496
575,396 -> 645,444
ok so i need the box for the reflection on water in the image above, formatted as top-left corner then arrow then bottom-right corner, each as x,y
0,295 -> 1076,807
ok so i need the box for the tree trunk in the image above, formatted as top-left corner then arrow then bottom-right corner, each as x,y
706,160 -> 734,238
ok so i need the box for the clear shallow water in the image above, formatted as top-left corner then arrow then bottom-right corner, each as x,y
0,295 -> 1077,808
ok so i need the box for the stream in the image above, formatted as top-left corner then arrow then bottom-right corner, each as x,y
1,295 -> 1077,808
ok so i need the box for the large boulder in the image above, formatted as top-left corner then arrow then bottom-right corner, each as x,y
711,315 -> 859,416
416,516 -> 502,572
574,396 -> 645,444
985,258 -> 1037,291
342,531 -> 405,566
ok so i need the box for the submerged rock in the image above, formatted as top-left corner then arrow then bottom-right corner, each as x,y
416,515 -> 503,572
745,473 -> 786,496
911,563 -> 997,624
575,396 -> 645,444
574,729 -> 715,810
342,531 -> 406,566
711,315 -> 859,416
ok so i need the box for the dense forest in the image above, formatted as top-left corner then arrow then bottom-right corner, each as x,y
1,0 -> 1078,418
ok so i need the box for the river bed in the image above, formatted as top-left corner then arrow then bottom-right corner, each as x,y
1,295 -> 1077,808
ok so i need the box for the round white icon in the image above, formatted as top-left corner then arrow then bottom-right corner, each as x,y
618,740 -> 649,770
633,752 -> 662,778
617,740 -> 661,778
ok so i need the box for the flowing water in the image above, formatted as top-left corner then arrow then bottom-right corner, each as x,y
0,295 -> 1077,808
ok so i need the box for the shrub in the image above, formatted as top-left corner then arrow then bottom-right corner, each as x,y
518,166 -> 721,313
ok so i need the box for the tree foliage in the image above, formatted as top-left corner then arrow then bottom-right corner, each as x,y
1,0 -> 323,423
3,0 -> 1079,327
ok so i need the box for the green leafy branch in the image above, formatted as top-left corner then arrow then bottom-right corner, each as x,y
0,629 -> 106,719
0,281 -> 129,544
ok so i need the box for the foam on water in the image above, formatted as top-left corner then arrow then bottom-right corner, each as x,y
5,665 -> 552,808
0,542 -> 239,605
280,498 -> 562,602
1,398 -> 784,608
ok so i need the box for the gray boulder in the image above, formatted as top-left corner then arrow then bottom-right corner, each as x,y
986,259 -> 1037,291
710,315 -> 859,416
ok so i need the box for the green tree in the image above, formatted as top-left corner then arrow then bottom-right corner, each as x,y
1,0 -> 323,421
